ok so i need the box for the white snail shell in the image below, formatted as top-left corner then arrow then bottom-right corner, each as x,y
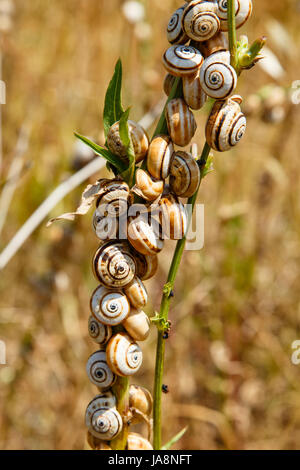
93,241 -> 136,288
170,151 -> 201,198
217,0 -> 252,31
85,396 -> 122,440
92,209 -> 121,241
90,285 -> 130,326
107,120 -> 149,163
88,316 -> 112,345
128,211 -> 164,256
163,45 -> 203,77
85,431 -> 112,450
182,0 -> 220,42
159,193 -> 188,240
183,69 -> 207,110
124,277 -> 148,309
165,98 -> 197,147
127,432 -> 153,450
106,332 -> 143,377
205,94 -> 246,151
134,169 -> 164,202
122,308 -> 150,342
147,135 -> 174,180
167,4 -> 189,45
129,385 -> 153,418
131,250 -> 158,281
200,50 -> 237,99
86,350 -> 116,390
163,73 -> 176,96
95,180 -> 131,218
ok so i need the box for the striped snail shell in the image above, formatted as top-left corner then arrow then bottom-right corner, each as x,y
163,45 -> 203,77
131,250 -> 158,281
200,50 -> 237,99
88,316 -> 112,345
85,397 -> 122,440
122,308 -> 150,342
93,241 -> 136,288
96,180 -> 131,217
163,73 -> 176,96
159,193 -> 188,240
182,0 -> 220,42
165,98 -> 197,147
129,385 -> 153,419
92,209 -> 120,241
106,332 -> 143,377
86,432 -> 111,451
127,433 -> 153,450
167,4 -> 189,45
90,285 -> 130,326
217,0 -> 252,31
191,31 -> 228,57
133,169 -> 164,202
182,70 -> 207,110
124,277 -> 148,309
170,151 -> 201,198
86,350 -> 116,390
107,120 -> 149,163
128,209 -> 164,256
205,94 -> 246,151
147,135 -> 174,180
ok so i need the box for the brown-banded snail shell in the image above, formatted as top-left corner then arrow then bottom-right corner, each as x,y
134,169 -> 164,202
85,396 -> 122,440
147,135 -> 174,180
159,193 -> 188,240
200,50 -> 237,99
93,241 -> 136,288
106,332 -> 143,377
131,250 -> 158,281
122,309 -> 150,342
216,0 -> 252,31
205,94 -> 246,151
90,285 -> 130,326
191,31 -> 228,58
163,45 -> 203,77
165,98 -> 197,147
163,73 -> 176,96
127,211 -> 164,256
170,151 -> 201,198
85,432 -> 112,450
129,385 -> 153,419
95,180 -> 131,217
107,120 -> 149,163
182,0 -> 220,42
86,350 -> 116,390
92,209 -> 121,241
182,70 -> 207,110
88,316 -> 112,345
127,433 -> 153,450
124,277 -> 148,309
167,4 -> 189,45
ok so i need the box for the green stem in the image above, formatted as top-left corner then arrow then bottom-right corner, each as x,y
227,0 -> 238,69
110,376 -> 129,450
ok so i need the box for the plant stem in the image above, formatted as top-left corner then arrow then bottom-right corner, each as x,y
110,376 -> 129,450
227,0 -> 238,69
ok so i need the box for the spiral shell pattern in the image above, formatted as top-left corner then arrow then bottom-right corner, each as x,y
124,277 -> 148,309
182,0 -> 220,42
90,285 -> 130,326
88,316 -> 112,345
85,397 -> 123,440
128,213 -> 164,256
96,180 -> 131,217
165,98 -> 197,147
92,209 -> 120,241
167,4 -> 189,44
106,332 -> 143,377
107,120 -> 149,163
183,70 -> 207,110
147,135 -> 174,180
131,250 -> 158,281
93,241 -> 136,288
163,45 -> 203,77
159,193 -> 188,240
217,0 -> 252,31
86,350 -> 116,390
170,151 -> 201,198
200,51 -> 237,99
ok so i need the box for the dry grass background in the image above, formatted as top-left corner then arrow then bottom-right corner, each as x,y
0,0 -> 300,450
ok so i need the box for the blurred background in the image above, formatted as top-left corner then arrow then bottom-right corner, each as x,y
0,0 -> 300,450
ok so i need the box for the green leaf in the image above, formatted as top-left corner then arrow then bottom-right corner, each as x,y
201,155 -> 214,179
161,427 -> 188,450
103,59 -> 124,138
118,108 -> 135,187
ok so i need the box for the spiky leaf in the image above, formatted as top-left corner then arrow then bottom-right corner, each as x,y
103,59 -> 124,138
161,427 -> 188,450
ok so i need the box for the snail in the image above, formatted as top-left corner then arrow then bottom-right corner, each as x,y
90,285 -> 130,326
163,73 -> 176,96
124,277 -> 148,309
127,210 -> 164,256
86,350 -> 116,390
133,169 -> 164,202
85,396 -> 123,440
92,209 -> 121,241
158,193 -> 188,240
191,31 -> 228,57
85,432 -> 112,450
182,0 -> 220,42
129,385 -> 153,420
147,135 -> 174,180
167,4 -> 189,45
163,45 -> 203,77
182,70 -> 207,110
88,316 -> 112,346
131,250 -> 158,281
107,120 -> 149,163
165,98 -> 197,147
122,308 -> 151,342
106,332 -> 143,376
127,432 -> 153,450
169,151 -> 201,198
216,0 -> 252,31
200,50 -> 237,99
95,179 -> 132,218
205,94 -> 246,151
93,241 -> 136,288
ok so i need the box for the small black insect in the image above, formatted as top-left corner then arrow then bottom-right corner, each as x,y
163,332 -> 169,339
162,384 -> 169,394
169,290 -> 174,298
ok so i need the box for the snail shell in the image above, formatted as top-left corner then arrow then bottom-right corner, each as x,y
191,31 -> 228,57
205,94 -> 246,151
129,385 -> 153,418
127,432 -> 153,450
170,151 -> 201,198
163,45 -> 203,77
88,316 -> 112,346
95,180 -> 131,217
107,120 -> 149,163
93,241 -> 136,288
85,397 -> 122,440
182,0 -> 220,42
134,169 -> 164,202
90,285 -> 130,326
132,250 -> 158,281
85,432 -> 111,450
167,4 -> 189,45
122,308 -> 150,342
163,73 -> 176,96
217,0 -> 252,31
159,193 -> 188,240
200,50 -> 237,99
124,277 -> 148,309
86,350 -> 116,390
165,98 -> 197,147
128,212 -> 164,256
182,70 -> 207,110
106,332 -> 143,377
92,209 -> 120,241
147,135 -> 174,180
